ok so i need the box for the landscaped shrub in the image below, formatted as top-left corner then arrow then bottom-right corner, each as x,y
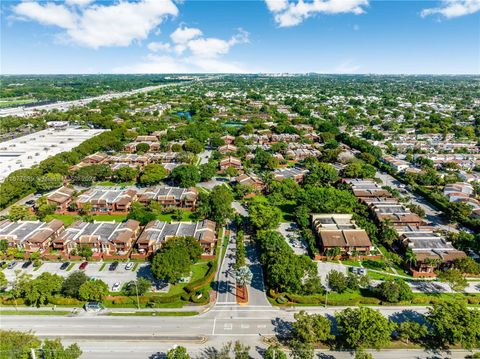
152,294 -> 181,304
268,288 -> 279,299
358,297 -> 381,305
184,261 -> 217,293
285,293 -> 325,305
1,297 -> 25,305
467,297 -> 480,305
276,296 -> 288,304
49,297 -> 84,306
190,290 -> 210,304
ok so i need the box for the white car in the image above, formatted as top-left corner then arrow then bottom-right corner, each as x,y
125,262 -> 133,270
112,282 -> 121,292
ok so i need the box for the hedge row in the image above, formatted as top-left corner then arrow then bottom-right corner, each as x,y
184,261 -> 217,293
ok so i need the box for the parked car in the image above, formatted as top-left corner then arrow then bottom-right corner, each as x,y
7,261 -> 17,269
125,262 -> 133,270
109,261 -> 119,271
79,261 -> 88,270
59,262 -> 70,270
25,200 -> 35,206
112,282 -> 121,292
0,261 -> 6,268
22,261 -> 32,269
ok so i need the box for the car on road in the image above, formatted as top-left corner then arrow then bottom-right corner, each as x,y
25,200 -> 35,206
125,262 -> 133,270
112,282 -> 121,292
109,261 -> 119,271
79,261 -> 88,270
59,262 -> 70,270
22,261 -> 32,269
7,261 -> 17,269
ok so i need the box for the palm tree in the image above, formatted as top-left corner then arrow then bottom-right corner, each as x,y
405,249 -> 417,268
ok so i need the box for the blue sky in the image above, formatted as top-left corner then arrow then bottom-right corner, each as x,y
1,0 -> 479,74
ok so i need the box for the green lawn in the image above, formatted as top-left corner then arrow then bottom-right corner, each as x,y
166,262 -> 211,296
156,210 -> 196,222
0,98 -> 36,108
94,181 -> 135,187
0,310 -> 70,316
107,311 -> 198,316
342,259 -> 362,267
45,214 -> 127,226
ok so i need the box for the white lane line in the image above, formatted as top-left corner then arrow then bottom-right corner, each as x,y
211,318 -> 216,335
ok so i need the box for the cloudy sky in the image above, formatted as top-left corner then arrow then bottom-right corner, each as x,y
1,0 -> 479,74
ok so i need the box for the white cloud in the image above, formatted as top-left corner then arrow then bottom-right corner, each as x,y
147,41 -> 172,52
421,0 -> 480,18
12,0 -> 178,48
265,0 -> 369,27
170,26 -> 203,44
117,27 -> 250,73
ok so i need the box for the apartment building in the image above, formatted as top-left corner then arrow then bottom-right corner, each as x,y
46,186 -> 76,212
76,188 -> 137,213
53,220 -> 140,255
273,167 -> 309,183
138,186 -> 199,209
0,219 -> 64,252
312,214 -> 373,257
219,156 -> 243,173
136,220 -> 217,256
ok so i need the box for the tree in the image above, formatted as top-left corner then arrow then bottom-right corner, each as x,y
22,272 -> 64,306
426,301 -> 480,349
235,266 -> 253,287
41,339 -> 82,359
127,202 -> 157,225
171,165 -> 201,187
139,164 -> 168,185
453,257 -> 480,275
62,271 -> 88,298
336,307 -> 395,349
124,278 -> 152,296
375,279 -> 413,303
289,340 -> 314,359
166,345 -> 190,359
77,245 -> 93,259
78,280 -> 109,301
0,239 -> 8,253
437,269 -> 468,292
196,186 -> 234,225
233,340 -> 250,359
354,349 -> 374,359
8,205 -> 35,221
184,139 -> 204,154
135,142 -> 150,154
36,173 -> 63,192
151,237 -> 201,283
114,166 -> 138,182
0,330 -> 41,359
292,310 -> 333,344
199,162 -> 217,181
248,201 -> 282,230
396,321 -> 428,344
327,270 -> 348,293
264,344 -> 287,359
304,163 -> 339,185
0,271 -> 8,291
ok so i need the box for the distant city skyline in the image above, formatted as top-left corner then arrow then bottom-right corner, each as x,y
1,0 -> 479,74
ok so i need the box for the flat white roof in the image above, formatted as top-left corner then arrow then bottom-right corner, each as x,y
0,127 -> 106,182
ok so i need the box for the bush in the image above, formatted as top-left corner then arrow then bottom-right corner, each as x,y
49,297 -> 84,306
358,297 -> 381,305
276,296 -> 288,304
152,294 -> 181,304
268,288 -> 279,299
1,297 -> 25,305
190,290 -> 210,304
285,293 -> 325,305
467,297 -> 480,305
184,261 -> 217,293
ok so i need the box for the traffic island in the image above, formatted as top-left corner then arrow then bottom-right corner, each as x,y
236,285 -> 248,305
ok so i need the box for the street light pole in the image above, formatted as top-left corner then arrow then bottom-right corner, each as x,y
134,280 -> 140,310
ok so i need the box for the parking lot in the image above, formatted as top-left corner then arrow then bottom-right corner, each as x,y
1,261 -> 169,293
277,222 -> 308,255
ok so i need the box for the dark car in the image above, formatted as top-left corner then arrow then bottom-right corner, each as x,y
25,200 -> 35,206
22,261 -> 32,269
0,261 -> 6,268
79,261 -> 88,270
109,261 -> 119,271
60,262 -> 70,270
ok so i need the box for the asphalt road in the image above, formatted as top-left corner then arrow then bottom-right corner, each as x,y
216,231 -> 237,305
